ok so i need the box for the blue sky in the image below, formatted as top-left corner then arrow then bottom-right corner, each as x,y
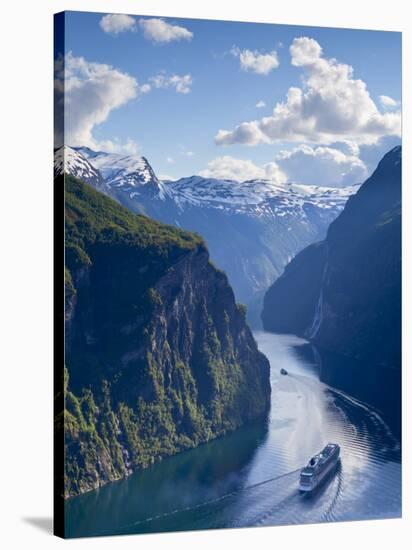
57,11 -> 401,186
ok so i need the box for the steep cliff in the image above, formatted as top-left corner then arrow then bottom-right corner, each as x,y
261,147 -> 401,422
59,175 -> 271,498
312,146 -> 401,366
261,241 -> 327,335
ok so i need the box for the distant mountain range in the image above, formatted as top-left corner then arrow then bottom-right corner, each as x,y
55,145 -> 358,325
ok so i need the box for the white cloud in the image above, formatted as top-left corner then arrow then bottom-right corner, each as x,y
140,83 -> 151,94
100,14 -> 136,34
166,157 -> 175,164
98,138 -> 140,155
231,47 -> 279,75
149,73 -> 193,94
290,36 -> 322,65
256,100 -> 266,108
335,140 -> 360,157
264,162 -> 288,183
276,144 -> 367,187
199,146 -> 367,187
199,155 -> 286,183
54,53 -> 141,153
379,95 -> 399,109
139,18 -> 193,43
215,122 -> 270,146
216,37 -> 401,146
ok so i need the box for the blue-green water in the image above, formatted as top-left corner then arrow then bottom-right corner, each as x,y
65,332 -> 401,538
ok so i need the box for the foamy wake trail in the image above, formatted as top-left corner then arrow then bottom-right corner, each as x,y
328,386 -> 399,450
125,468 -> 303,530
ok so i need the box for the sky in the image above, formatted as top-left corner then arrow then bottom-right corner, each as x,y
55,11 -> 402,186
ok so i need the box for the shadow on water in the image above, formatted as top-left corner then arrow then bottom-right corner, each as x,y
294,341 -> 401,440
65,418 -> 269,538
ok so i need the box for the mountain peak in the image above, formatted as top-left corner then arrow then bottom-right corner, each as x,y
54,145 -> 106,188
380,144 -> 401,168
74,147 -> 161,189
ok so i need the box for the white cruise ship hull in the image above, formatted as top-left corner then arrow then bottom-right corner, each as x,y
299,458 -> 339,492
299,445 -> 340,492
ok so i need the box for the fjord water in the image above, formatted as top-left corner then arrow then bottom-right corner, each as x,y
65,332 -> 401,538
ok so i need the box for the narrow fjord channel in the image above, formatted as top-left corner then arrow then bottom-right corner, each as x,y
65,332 -> 401,538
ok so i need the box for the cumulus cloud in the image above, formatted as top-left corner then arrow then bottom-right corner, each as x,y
379,95 -> 399,109
231,47 -> 279,75
54,52 -> 140,153
215,122 -> 270,146
100,14 -> 136,34
139,18 -> 193,43
199,155 -> 286,183
334,140 -> 360,157
199,145 -> 367,187
149,73 -> 193,94
216,37 -> 401,146
256,100 -> 266,108
276,144 -> 367,187
98,138 -> 140,155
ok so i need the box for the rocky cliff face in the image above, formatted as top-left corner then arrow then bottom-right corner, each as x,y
261,147 -> 401,425
311,146 -> 401,367
60,175 -> 270,498
261,241 -> 327,335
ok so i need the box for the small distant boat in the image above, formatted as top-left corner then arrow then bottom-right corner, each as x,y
299,443 -> 340,493
280,368 -> 288,375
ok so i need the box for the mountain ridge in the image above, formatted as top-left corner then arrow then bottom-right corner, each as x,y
56,145 -> 357,325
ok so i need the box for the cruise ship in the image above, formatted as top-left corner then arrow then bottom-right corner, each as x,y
299,443 -> 340,493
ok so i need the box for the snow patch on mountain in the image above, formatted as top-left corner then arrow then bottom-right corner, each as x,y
74,147 -> 172,200
58,146 -> 357,216
54,146 -> 105,187
166,175 -> 358,216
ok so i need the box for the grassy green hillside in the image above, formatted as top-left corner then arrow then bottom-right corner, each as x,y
65,174 -> 203,275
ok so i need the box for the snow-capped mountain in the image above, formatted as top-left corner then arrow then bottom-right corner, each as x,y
56,145 -> 358,326
164,177 -> 357,324
167,175 -> 356,215
75,147 -> 171,200
54,146 -> 106,190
